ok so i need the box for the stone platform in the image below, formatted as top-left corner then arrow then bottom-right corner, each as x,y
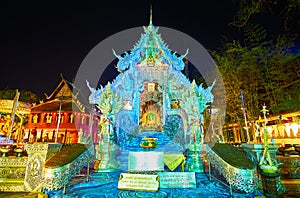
117,132 -> 184,171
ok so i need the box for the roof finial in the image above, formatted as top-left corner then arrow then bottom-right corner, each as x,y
149,5 -> 152,25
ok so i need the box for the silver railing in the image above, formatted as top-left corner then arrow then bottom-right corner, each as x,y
43,145 -> 95,191
205,144 -> 258,194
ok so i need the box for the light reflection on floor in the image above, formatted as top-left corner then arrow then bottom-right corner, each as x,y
47,170 -> 261,198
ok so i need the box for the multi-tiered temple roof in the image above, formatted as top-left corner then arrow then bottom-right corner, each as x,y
112,17 -> 188,72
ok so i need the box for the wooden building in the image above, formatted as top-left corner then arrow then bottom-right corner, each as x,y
26,76 -> 99,144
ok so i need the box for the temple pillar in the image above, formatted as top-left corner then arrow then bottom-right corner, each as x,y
163,68 -> 169,125
81,114 -> 86,125
52,113 -> 57,124
75,113 -> 81,124
63,113 -> 67,123
64,113 -> 69,123
69,113 -> 75,123
59,113 -> 64,123
134,69 -> 140,125
24,143 -> 62,192
162,85 -> 166,126
234,127 -> 240,143
40,113 -> 46,123
28,114 -> 33,124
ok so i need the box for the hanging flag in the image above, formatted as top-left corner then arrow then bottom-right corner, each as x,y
9,89 -> 20,139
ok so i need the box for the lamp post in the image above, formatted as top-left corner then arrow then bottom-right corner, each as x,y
9,89 -> 20,139
240,89 -> 250,143
55,95 -> 63,143
88,105 -> 96,144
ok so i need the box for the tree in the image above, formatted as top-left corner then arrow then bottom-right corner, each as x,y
19,90 -> 40,104
0,89 -> 40,104
211,40 -> 260,124
259,34 -> 300,114
211,24 -> 299,142
231,0 -> 300,31
0,89 -> 16,100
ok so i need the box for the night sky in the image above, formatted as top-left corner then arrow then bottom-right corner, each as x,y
0,1 -> 295,98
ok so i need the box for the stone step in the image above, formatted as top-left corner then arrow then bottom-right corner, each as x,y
117,150 -> 130,171
117,132 -> 185,171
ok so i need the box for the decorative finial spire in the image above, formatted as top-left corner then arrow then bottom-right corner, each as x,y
149,5 -> 152,25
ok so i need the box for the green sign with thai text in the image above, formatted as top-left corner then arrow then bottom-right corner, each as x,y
158,172 -> 196,188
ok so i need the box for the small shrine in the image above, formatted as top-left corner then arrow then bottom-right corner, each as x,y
88,12 -> 215,173
0,95 -> 31,144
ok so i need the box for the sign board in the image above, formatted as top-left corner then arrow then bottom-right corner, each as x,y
0,99 -> 31,114
118,173 -> 159,191
128,152 -> 164,172
158,172 -> 196,188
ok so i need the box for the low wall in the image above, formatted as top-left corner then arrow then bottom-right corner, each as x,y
0,157 -> 28,191
0,143 -> 95,193
0,143 -> 62,192
277,156 -> 300,194
277,156 -> 300,179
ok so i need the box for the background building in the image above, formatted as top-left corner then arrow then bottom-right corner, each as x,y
26,76 -> 99,144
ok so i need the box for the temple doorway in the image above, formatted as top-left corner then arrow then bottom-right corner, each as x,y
139,82 -> 163,132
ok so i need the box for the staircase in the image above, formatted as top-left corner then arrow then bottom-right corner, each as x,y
117,132 -> 184,171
